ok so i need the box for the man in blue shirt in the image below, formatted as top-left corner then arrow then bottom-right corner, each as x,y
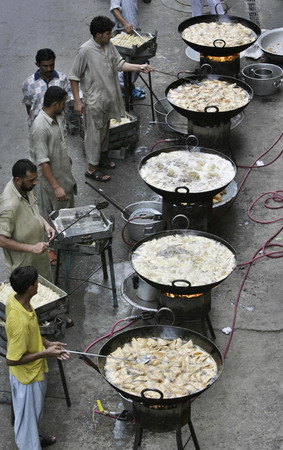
110,0 -> 146,99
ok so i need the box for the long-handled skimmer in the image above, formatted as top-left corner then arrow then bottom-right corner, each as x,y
66,350 -> 152,364
48,201 -> 109,243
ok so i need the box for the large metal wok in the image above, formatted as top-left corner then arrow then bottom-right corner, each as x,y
130,229 -> 237,295
86,325 -> 223,406
178,14 -> 261,56
165,75 -> 253,125
138,145 -> 236,203
257,28 -> 283,62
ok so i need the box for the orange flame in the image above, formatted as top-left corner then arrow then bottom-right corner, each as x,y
200,53 -> 240,62
163,292 -> 203,299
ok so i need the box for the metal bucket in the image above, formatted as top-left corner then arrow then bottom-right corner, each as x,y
153,98 -> 174,132
133,275 -> 157,302
121,201 -> 165,242
241,63 -> 283,96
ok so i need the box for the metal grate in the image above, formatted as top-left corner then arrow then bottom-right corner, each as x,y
245,0 -> 261,27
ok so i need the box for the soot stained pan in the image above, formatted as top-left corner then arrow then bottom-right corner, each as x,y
130,229 -> 237,295
138,145 -> 236,202
165,75 -> 253,125
178,14 -> 261,56
90,325 -> 224,405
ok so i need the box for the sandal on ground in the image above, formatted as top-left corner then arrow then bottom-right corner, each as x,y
135,86 -> 146,95
132,88 -> 146,99
99,160 -> 116,169
85,169 -> 110,182
39,435 -> 56,448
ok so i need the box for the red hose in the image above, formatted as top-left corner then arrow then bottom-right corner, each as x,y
223,225 -> 283,359
217,132 -> 283,358
121,215 -> 141,246
150,138 -> 179,152
247,191 -> 283,224
84,318 -> 137,353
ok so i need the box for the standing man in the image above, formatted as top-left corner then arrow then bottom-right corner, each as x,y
6,265 -> 69,449
22,48 -> 69,128
0,159 -> 55,281
110,0 -> 139,34
29,86 -> 77,218
110,0 -> 146,99
69,15 -> 153,182
191,0 -> 224,16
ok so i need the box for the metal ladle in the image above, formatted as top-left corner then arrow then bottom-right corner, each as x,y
66,350 -> 152,364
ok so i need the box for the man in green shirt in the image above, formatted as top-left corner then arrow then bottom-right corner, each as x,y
0,159 -> 55,281
30,86 -> 77,218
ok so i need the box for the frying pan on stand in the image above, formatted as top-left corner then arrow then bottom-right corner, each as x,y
85,325 -> 224,406
130,229 -> 237,295
178,12 -> 261,56
138,144 -> 236,203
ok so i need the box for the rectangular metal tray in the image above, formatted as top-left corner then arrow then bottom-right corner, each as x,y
0,318 -> 67,340
109,112 -> 138,134
111,30 -> 157,58
0,275 -> 68,321
49,206 -> 114,245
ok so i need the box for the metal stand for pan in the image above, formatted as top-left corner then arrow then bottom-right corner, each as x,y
121,274 -> 216,339
132,399 -> 200,450
162,196 -> 213,232
54,238 -> 118,307
186,119 -> 232,158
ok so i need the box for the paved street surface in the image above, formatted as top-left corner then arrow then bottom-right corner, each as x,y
0,1 -> 282,449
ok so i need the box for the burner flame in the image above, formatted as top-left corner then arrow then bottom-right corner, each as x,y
163,292 -> 203,299
200,53 -> 240,62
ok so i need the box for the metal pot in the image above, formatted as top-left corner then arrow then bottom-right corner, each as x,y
153,98 -> 174,132
132,274 -> 157,302
257,28 -> 283,62
121,201 -> 165,242
241,63 -> 282,96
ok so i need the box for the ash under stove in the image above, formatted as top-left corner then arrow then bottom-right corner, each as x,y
122,273 -> 215,338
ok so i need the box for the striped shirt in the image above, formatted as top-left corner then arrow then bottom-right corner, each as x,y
110,0 -> 139,29
22,70 -> 68,127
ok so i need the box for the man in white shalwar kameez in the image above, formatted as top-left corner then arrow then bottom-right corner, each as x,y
191,0 -> 224,16
69,16 -> 153,182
